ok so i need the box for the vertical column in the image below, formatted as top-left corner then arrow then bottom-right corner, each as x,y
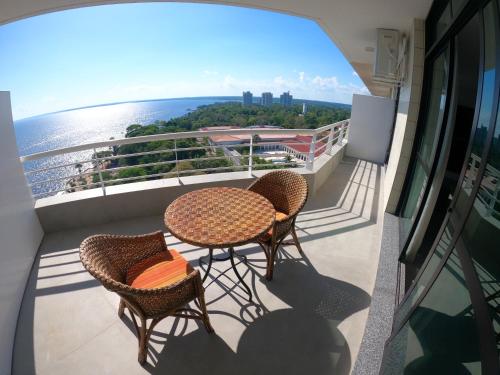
0,91 -> 44,374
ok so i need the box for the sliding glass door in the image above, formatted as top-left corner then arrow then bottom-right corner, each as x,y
383,0 -> 500,372
399,50 -> 450,251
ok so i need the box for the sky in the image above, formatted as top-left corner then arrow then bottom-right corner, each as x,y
0,3 -> 368,120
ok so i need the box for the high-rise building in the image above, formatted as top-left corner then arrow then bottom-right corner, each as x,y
302,103 -> 307,114
242,91 -> 253,106
280,91 -> 293,106
261,92 -> 273,106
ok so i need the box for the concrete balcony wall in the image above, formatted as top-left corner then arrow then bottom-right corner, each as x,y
0,92 -> 44,374
35,143 -> 346,233
346,94 -> 395,164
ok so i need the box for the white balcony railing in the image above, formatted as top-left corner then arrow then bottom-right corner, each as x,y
20,120 -> 349,199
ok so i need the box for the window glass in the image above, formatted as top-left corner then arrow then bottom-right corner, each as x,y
455,3 -> 498,221
460,2 -> 500,360
400,51 -> 449,247
394,224 -> 454,329
434,4 -> 452,43
381,249 -> 481,374
452,0 -> 467,17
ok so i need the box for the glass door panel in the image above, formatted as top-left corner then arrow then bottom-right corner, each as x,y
381,248 -> 481,374
454,2 -> 498,221
400,50 -> 450,247
394,223 -> 454,329
461,2 -> 500,354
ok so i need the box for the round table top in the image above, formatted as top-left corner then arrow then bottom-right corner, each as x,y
164,187 -> 275,248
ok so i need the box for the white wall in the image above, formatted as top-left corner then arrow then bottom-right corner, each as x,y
0,92 -> 44,375
384,19 -> 425,213
346,94 -> 395,164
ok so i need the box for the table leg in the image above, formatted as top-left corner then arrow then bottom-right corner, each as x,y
201,248 -> 214,283
228,247 -> 253,302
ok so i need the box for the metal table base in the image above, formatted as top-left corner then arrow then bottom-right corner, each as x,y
199,247 -> 252,302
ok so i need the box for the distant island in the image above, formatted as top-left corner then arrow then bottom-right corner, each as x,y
66,101 -> 350,192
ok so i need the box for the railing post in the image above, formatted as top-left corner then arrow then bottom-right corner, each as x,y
93,148 -> 106,196
486,183 -> 499,216
342,120 -> 349,142
338,122 -> 345,144
248,134 -> 253,177
174,139 -> 180,183
306,134 -> 317,171
326,125 -> 334,155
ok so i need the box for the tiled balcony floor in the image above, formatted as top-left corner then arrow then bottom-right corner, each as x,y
13,157 -> 384,375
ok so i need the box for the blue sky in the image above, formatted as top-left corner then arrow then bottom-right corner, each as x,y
0,3 -> 368,120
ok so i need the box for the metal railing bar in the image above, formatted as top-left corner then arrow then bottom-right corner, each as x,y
33,181 -> 104,198
20,121 -> 347,162
29,170 -> 98,186
24,159 -> 95,175
102,156 -> 230,174
102,165 -> 249,185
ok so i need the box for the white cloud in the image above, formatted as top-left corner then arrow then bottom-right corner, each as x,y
352,71 -> 359,77
299,71 -> 305,82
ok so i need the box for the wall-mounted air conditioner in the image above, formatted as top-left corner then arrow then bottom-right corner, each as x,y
373,29 -> 406,86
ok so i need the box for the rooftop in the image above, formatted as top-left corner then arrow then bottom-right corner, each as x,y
13,157 -> 383,375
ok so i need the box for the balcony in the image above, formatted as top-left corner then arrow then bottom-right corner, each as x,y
13,154 -> 383,374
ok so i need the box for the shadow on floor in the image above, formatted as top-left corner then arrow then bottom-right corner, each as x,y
13,158 -> 381,375
139,258 -> 370,375
296,158 -> 381,244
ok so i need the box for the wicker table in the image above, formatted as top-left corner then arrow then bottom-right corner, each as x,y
164,187 -> 275,301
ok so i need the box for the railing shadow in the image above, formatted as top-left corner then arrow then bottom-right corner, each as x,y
13,156 -> 381,374
296,157 -> 381,243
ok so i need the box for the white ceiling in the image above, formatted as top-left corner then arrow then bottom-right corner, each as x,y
0,0 -> 433,96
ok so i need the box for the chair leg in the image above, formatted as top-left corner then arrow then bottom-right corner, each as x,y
198,295 -> 214,333
137,316 -> 148,365
266,244 -> 278,281
195,275 -> 214,333
118,299 -> 125,318
291,225 -> 303,254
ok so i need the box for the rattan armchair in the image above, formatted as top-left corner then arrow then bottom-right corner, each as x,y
79,231 -> 213,364
248,170 -> 309,280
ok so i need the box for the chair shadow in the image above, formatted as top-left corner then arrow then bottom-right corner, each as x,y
13,157 -> 379,375
140,257 -> 370,375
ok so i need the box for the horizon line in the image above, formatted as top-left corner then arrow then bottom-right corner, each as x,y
14,95 -> 352,122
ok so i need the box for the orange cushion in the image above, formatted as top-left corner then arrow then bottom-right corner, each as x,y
126,250 -> 193,289
266,211 -> 289,236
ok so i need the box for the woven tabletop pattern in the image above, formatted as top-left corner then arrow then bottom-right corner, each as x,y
164,187 -> 275,248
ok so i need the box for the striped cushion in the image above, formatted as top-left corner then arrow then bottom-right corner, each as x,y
126,250 -> 193,289
266,211 -> 289,237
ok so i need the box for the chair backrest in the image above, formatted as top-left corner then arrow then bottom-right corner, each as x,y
248,170 -> 309,218
80,231 -> 167,290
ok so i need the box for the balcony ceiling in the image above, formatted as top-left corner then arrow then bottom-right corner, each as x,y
0,0 -> 432,97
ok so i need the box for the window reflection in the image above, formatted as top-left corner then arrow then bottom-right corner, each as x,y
394,225 -> 453,329
400,51 -> 449,248
381,249 -> 481,374
457,5 -> 497,219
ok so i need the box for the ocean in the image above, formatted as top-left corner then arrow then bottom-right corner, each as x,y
15,96 -> 349,197
15,97 -> 234,196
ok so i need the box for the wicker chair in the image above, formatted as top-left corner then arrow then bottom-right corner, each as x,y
79,231 -> 213,364
248,170 -> 309,280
